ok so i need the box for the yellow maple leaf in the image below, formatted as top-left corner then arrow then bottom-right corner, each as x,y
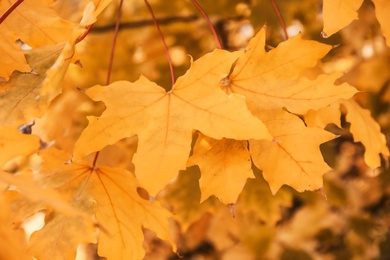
250,109 -> 335,194
322,0 -> 364,37
0,0 -> 74,48
74,49 -> 272,195
340,99 -> 389,168
187,133 -> 253,204
0,127 -> 40,167
30,148 -> 175,259
372,0 -> 390,46
225,28 -> 357,114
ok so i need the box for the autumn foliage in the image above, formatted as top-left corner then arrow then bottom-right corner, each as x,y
1,0 -> 390,259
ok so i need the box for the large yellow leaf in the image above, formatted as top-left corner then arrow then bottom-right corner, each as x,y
372,0 -> 390,46
250,109 -> 334,194
226,28 -> 357,114
30,148 -> 175,260
74,49 -> 272,195
188,134 -> 253,204
322,0 -> 364,37
340,99 -> 389,168
0,127 -> 40,167
0,0 -> 74,47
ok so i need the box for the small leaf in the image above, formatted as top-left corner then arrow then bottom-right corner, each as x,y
322,0 -> 364,37
340,99 -> 389,168
250,109 -> 334,194
188,133 -> 253,204
0,127 -> 40,168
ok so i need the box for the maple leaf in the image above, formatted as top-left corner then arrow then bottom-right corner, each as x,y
74,49 -> 272,195
322,0 -> 364,37
340,99 -> 389,168
224,28 -> 357,114
187,133 -> 253,204
0,30 -> 30,80
249,109 -> 335,194
0,0 -> 74,48
0,194 -> 31,260
0,44 -> 63,126
40,29 -> 81,102
0,126 -> 40,167
41,1 -> 114,102
29,148 -> 175,259
1,171 -> 86,219
304,103 -> 342,129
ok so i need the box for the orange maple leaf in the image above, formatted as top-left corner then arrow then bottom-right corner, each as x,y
0,0 -> 74,48
250,109 -> 335,194
372,0 -> 390,46
225,28 -> 357,114
340,99 -> 390,168
74,49 -> 272,195
28,148 -> 175,259
0,44 -> 63,126
322,0 -> 364,37
187,133 -> 253,204
0,30 -> 30,80
0,126 -> 40,167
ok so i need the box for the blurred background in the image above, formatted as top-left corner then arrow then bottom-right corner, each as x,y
48,0 -> 390,259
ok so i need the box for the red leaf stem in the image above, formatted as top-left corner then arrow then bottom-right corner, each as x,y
270,0 -> 289,39
190,0 -> 223,49
0,0 -> 24,24
144,0 -> 176,86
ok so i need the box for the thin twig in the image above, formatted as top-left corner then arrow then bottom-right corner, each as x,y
92,15 -> 198,33
144,0 -> 175,86
270,0 -> 289,39
92,0 -> 124,168
0,0 -> 24,24
190,0 -> 223,49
